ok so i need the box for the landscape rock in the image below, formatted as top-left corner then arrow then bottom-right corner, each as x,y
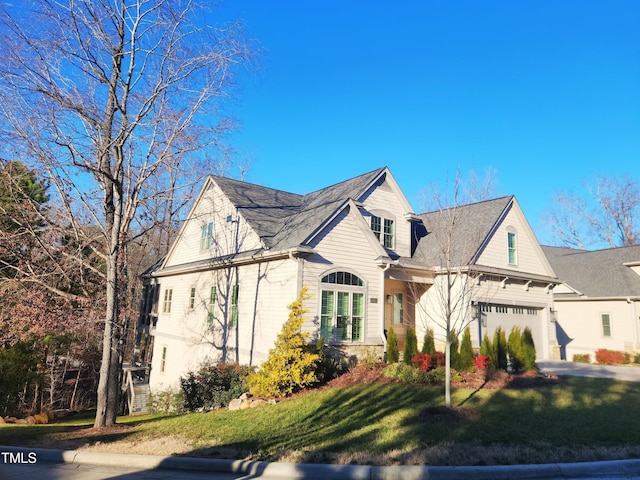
228,399 -> 242,411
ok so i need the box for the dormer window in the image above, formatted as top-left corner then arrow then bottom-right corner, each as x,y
201,222 -> 214,251
371,215 -> 395,249
507,231 -> 517,265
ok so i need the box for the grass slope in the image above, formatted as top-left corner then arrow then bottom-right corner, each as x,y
2,375 -> 640,466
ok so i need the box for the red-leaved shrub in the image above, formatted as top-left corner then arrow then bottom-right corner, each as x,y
595,349 -> 626,365
474,354 -> 490,370
411,353 -> 432,371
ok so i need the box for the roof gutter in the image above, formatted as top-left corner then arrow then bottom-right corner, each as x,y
153,245 -> 315,278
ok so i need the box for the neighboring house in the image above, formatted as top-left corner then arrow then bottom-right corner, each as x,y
141,167 -> 560,390
542,245 -> 640,361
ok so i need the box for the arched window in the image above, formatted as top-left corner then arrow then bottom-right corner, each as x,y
321,271 -> 364,286
320,271 -> 366,343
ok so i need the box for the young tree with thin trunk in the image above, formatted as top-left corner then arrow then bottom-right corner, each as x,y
415,169 -> 495,407
0,0 -> 252,427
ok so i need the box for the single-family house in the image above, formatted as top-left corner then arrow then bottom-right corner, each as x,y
140,167 -> 560,390
542,245 -> 640,360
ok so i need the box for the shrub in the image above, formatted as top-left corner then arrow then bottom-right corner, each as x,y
431,351 -> 446,368
635,353 -> 640,364
148,386 -> 185,415
411,352 -> 432,371
404,327 -> 418,365
573,353 -> 591,363
457,327 -> 475,372
474,354 -> 490,370
492,327 -> 508,371
387,326 -> 399,363
449,329 -> 459,371
522,327 -> 538,371
507,326 -> 524,373
381,363 -> 444,385
180,363 -> 253,411
247,287 -> 320,398
480,334 -> 495,368
314,338 -> 346,383
422,328 -> 435,354
595,349 -> 627,365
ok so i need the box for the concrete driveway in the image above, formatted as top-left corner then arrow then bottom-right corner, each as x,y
538,360 -> 640,382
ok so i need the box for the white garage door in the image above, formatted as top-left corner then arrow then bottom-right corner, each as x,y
480,304 -> 544,358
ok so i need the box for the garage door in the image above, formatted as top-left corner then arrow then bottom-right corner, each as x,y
480,304 -> 544,358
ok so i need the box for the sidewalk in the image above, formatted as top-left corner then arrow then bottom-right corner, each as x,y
2,446 -> 640,480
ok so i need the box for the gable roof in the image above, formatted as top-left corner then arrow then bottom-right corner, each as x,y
213,167 -> 388,250
412,196 -> 514,267
542,245 -> 640,298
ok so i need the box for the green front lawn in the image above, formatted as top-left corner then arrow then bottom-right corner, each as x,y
2,376 -> 640,466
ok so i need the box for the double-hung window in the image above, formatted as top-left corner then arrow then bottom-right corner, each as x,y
320,272 -> 365,342
371,215 -> 395,249
601,313 -> 612,337
507,231 -> 517,265
201,222 -> 214,251
162,289 -> 173,313
230,284 -> 238,327
188,287 -> 196,310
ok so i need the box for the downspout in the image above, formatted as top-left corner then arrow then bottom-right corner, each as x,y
380,262 -> 391,358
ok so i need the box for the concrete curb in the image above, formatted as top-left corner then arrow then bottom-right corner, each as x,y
3,446 -> 640,479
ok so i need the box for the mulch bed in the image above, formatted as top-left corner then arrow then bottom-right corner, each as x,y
322,364 -> 560,391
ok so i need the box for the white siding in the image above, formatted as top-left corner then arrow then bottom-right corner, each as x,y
164,180 -> 263,269
476,202 -> 553,277
554,299 -> 640,361
358,177 -> 414,258
415,274 -> 556,359
149,257 -> 299,389
304,205 -> 385,345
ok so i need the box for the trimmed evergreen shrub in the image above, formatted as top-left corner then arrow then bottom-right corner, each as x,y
449,329 -> 459,371
493,327 -> 508,371
422,327 -> 436,354
522,327 -> 538,371
480,334 -> 494,368
247,286 -> 320,398
457,327 -> 475,372
387,326 -> 399,363
404,327 -> 418,365
507,326 -> 524,373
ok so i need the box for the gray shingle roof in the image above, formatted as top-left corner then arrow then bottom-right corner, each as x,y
542,245 -> 640,297
413,196 -> 514,267
212,167 -> 387,250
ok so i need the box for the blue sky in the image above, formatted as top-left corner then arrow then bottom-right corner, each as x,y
219,1 -> 639,244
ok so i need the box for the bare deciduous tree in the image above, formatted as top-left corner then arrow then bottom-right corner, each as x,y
0,0 -> 252,427
544,175 -> 639,249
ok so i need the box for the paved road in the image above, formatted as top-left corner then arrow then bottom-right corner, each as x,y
0,460 -> 259,480
538,360 -> 640,382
